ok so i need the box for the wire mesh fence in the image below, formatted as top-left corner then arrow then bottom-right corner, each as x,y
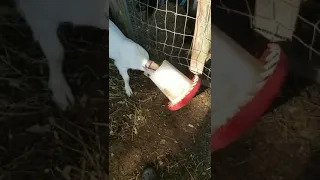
213,0 -> 320,70
124,0 -> 212,84
114,0 -> 320,84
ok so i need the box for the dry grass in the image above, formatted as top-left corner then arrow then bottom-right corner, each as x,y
108,63 -> 149,140
0,7 -> 108,180
109,60 -> 211,179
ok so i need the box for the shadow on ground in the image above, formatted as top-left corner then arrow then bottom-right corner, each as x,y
0,10 -> 108,180
109,68 -> 211,179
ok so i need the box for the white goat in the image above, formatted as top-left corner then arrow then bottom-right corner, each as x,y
109,19 -> 156,97
15,0 -> 109,110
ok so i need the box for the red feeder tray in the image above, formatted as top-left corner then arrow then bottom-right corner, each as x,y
167,75 -> 201,111
211,46 -> 288,152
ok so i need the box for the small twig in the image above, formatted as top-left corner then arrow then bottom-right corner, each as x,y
0,104 -> 44,110
0,50 -> 22,75
0,108 -> 48,117
163,135 -> 178,143
51,122 -> 95,153
138,96 -> 153,103
184,165 -> 195,180
92,122 -> 108,127
65,120 -> 97,136
0,147 -> 35,169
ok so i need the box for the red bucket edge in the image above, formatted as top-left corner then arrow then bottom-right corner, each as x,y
211,48 -> 288,152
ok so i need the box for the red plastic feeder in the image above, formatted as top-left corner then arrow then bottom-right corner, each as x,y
147,60 -> 201,111
211,43 -> 287,152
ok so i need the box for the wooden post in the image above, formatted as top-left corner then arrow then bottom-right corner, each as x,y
189,0 -> 211,75
109,0 -> 134,39
253,0 -> 301,42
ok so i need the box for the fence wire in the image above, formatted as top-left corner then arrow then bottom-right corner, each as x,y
126,0 -> 211,82
215,0 -> 320,67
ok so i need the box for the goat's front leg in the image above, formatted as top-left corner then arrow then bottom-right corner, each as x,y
32,24 -> 75,110
118,68 -> 133,97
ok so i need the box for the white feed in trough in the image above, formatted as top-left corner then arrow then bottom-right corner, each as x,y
211,25 -> 287,151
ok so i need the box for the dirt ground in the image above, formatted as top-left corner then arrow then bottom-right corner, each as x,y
0,8 -> 108,180
109,64 -> 211,180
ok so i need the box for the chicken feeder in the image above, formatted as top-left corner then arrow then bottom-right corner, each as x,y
145,60 -> 201,111
211,25 -> 288,152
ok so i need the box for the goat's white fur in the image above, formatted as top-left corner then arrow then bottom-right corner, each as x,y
109,19 -> 149,97
15,0 -> 108,110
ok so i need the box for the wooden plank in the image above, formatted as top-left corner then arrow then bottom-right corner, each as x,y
254,0 -> 301,42
189,0 -> 211,75
109,0 -> 134,39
